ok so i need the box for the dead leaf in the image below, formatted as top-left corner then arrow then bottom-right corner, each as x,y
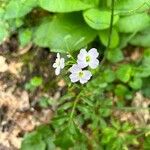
113,92 -> 150,128
0,56 -> 8,72
8,61 -> 23,77
132,92 -> 150,126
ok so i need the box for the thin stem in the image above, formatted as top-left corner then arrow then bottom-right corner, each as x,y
107,0 -> 115,51
69,92 -> 82,120
100,0 -> 115,66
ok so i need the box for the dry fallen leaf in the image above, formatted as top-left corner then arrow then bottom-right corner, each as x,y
0,56 -> 9,72
14,112 -> 39,132
132,92 -> 150,126
8,61 -> 23,78
113,92 -> 150,128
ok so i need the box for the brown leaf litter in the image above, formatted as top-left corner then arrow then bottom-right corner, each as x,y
0,80 -> 54,149
113,92 -> 150,128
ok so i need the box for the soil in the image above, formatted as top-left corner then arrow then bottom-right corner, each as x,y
0,35 -> 65,149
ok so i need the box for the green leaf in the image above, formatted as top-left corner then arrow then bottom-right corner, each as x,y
4,0 -> 37,19
116,64 -> 132,83
0,22 -> 8,43
142,77 -> 150,98
38,0 -> 95,12
30,76 -> 43,87
118,13 -> 150,33
135,49 -> 150,78
103,69 -> 116,83
112,0 -> 150,14
21,132 -> 46,150
0,8 -> 4,19
129,77 -> 142,90
34,13 -> 97,53
143,48 -> 150,66
115,84 -> 129,97
83,9 -> 119,30
101,127 -> 117,144
99,28 -> 119,48
54,128 -> 74,149
144,136 -> 150,149
38,97 -> 54,108
19,28 -> 32,47
107,48 -> 124,63
130,27 -> 150,47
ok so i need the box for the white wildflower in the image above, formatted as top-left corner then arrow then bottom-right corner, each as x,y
69,64 -> 92,84
77,48 -> 99,69
53,53 -> 65,75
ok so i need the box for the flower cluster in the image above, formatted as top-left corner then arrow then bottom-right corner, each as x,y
53,48 -> 99,84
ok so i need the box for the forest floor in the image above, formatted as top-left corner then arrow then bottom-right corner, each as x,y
0,35 -> 67,150
0,36 -> 150,150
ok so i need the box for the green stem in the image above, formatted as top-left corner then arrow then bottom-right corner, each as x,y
69,92 -> 81,120
100,0 -> 115,66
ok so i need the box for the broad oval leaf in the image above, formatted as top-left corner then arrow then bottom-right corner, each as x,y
83,9 -> 119,30
34,13 -> 97,53
4,0 -> 37,19
38,0 -> 95,12
129,27 -> 150,47
116,64 -> 132,83
0,23 -> 9,43
118,13 -> 150,33
113,0 -> 150,15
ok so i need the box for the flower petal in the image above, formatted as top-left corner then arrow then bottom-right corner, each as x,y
55,67 -> 60,75
89,59 -> 99,69
69,73 -> 79,83
88,48 -> 99,58
53,62 -> 57,68
80,78 -> 88,84
60,58 -> 65,69
69,64 -> 81,73
83,70 -> 92,80
77,60 -> 88,69
77,49 -> 87,60
57,53 -> 60,59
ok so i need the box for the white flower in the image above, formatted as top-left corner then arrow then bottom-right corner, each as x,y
77,48 -> 99,69
53,53 -> 65,75
69,64 -> 92,84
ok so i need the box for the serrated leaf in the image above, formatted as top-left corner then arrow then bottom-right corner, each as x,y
38,0 -> 95,12
83,9 -> 119,30
34,13 -> 97,53
21,132 -> 46,150
144,136 -> 150,149
54,128 -> 74,149
118,13 -> 150,33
